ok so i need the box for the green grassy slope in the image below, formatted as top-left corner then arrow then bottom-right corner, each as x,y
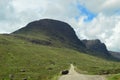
108,74 -> 120,80
1,34 -> 120,80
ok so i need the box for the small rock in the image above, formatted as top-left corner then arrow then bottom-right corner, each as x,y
61,70 -> 69,75
20,69 -> 26,72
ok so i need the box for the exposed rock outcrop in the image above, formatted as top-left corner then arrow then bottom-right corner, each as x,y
82,39 -> 109,55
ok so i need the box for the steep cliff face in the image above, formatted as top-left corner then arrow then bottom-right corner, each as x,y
13,19 -> 85,50
82,39 -> 109,55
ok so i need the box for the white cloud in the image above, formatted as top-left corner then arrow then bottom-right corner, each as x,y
0,0 -> 120,52
106,21 -> 120,51
78,0 -> 120,15
101,0 -> 120,15
2,0 -> 79,33
0,0 -> 21,33
77,0 -> 105,14
73,13 -> 120,52
102,0 -> 120,8
11,0 -> 79,20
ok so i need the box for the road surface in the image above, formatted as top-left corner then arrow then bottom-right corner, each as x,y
59,64 -> 106,80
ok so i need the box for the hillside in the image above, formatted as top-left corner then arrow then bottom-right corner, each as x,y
12,19 -> 114,58
12,19 -> 85,51
1,34 -> 120,80
109,51 -> 120,59
0,19 -> 120,80
82,39 -> 108,54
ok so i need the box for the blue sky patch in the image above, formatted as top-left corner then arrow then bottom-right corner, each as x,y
76,3 -> 96,22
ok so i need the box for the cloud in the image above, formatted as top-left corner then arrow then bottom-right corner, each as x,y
0,0 -> 79,33
77,0 -> 105,14
102,0 -> 120,8
78,0 -> 120,15
0,0 -> 14,21
76,3 -> 96,22
0,0 -> 20,33
101,0 -> 120,15
72,13 -> 120,52
0,0 -> 120,52
106,21 -> 120,51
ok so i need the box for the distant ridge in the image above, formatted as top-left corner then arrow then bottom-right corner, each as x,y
82,39 -> 109,54
12,19 -> 116,58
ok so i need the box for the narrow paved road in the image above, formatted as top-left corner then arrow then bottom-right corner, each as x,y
59,64 -> 106,80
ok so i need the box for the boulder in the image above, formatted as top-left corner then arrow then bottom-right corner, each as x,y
61,70 -> 69,75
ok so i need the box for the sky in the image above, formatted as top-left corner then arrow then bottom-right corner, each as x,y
0,0 -> 120,52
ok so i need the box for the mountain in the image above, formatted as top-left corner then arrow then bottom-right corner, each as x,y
109,51 -> 120,59
82,39 -> 110,56
1,19 -> 120,80
12,19 -> 85,50
12,19 -> 116,58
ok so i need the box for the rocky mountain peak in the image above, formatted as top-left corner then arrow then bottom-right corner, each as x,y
82,39 -> 109,54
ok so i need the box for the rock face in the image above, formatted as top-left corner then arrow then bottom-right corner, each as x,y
109,51 -> 120,59
13,19 -> 85,49
13,19 -> 112,57
82,39 -> 109,54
